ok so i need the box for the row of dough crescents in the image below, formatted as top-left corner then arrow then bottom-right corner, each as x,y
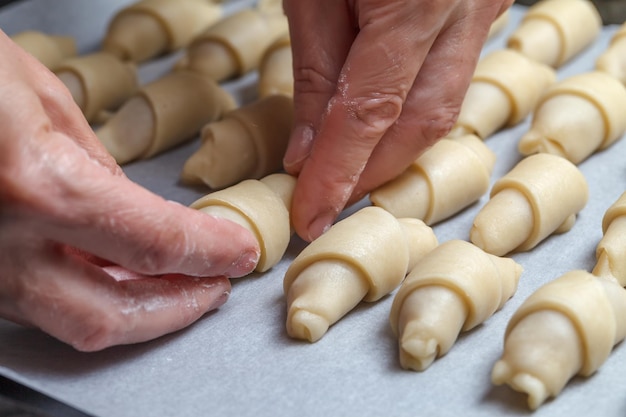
10,0 -> 294,186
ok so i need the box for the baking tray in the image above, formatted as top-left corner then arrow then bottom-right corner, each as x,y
1,2 -> 626,416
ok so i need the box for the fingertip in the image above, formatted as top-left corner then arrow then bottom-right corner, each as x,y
307,211 -> 335,241
164,201 -> 261,277
290,153 -> 361,242
201,276 -> 231,311
290,185 -> 339,242
197,214 -> 261,277
224,248 -> 261,278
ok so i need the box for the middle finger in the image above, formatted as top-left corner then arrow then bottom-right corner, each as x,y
351,1 -> 506,202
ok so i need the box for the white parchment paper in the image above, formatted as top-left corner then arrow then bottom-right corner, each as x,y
1,2 -> 626,416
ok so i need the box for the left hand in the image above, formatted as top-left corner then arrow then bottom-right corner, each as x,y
0,29 -> 260,351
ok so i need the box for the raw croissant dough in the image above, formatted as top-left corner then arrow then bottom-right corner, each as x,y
284,206 -> 438,343
518,71 -> 626,164
257,33 -> 293,98
389,240 -> 522,371
102,0 -> 222,63
596,22 -> 626,85
175,8 -> 288,81
181,94 -> 293,189
492,270 -> 626,410
256,0 -> 283,15
96,70 -> 235,164
448,49 -> 556,140
487,9 -> 509,40
55,52 -> 138,125
470,153 -> 588,256
191,173 -> 296,273
506,0 -> 601,68
370,134 -> 495,225
11,30 -> 76,70
593,191 -> 626,286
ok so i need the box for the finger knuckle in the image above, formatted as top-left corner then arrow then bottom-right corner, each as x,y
415,107 -> 459,146
0,148 -> 27,208
70,316 -> 120,352
0,132 -> 74,218
131,244 -> 172,275
37,74 -> 76,110
70,304 -> 139,351
293,65 -> 336,97
345,93 -> 404,140
129,226 -> 185,275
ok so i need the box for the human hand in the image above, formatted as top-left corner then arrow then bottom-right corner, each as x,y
283,0 -> 513,241
0,30 -> 260,351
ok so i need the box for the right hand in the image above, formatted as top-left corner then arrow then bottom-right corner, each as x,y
283,0 -> 512,241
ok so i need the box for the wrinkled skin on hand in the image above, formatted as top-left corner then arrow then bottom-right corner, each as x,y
0,31 -> 260,352
283,0 -> 513,241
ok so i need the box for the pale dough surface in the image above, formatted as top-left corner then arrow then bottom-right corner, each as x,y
519,71 -> 626,164
370,135 -> 495,225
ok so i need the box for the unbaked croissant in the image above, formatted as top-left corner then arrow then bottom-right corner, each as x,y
102,0 -> 222,63
55,52 -> 138,125
175,8 -> 288,81
257,33 -> 293,98
370,134 -> 495,225
593,191 -> 626,286
190,173 -> 296,273
492,270 -> 626,410
487,9 -> 509,40
448,49 -> 556,140
470,154 -> 588,256
96,70 -> 235,164
518,71 -> 626,164
596,22 -> 626,85
181,94 -> 293,189
506,0 -> 601,68
11,30 -> 76,70
284,206 -> 438,343
390,240 -> 521,371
